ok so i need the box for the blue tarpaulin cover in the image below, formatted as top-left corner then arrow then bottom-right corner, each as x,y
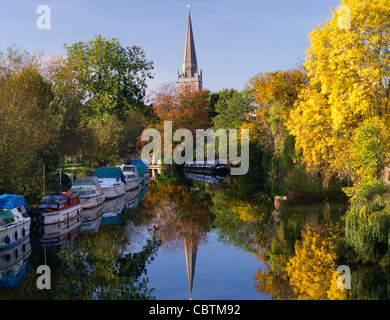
0,194 -> 28,210
130,160 -> 147,172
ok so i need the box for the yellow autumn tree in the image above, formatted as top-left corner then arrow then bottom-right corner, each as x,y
287,0 -> 390,180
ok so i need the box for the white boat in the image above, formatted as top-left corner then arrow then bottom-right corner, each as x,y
68,177 -> 105,209
97,178 -> 125,199
0,194 -> 31,250
36,192 -> 82,225
92,167 -> 126,200
117,165 -> 143,192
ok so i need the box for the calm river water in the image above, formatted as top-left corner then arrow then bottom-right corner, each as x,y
0,174 -> 388,300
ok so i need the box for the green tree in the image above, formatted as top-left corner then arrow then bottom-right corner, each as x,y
0,48 -> 59,200
212,89 -> 254,130
64,35 -> 154,121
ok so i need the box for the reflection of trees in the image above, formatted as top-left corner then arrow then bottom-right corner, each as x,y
55,223 -> 160,300
210,177 -> 348,300
141,183 -> 212,253
285,224 -> 345,300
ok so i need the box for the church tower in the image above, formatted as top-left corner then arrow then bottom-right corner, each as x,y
177,5 -> 202,94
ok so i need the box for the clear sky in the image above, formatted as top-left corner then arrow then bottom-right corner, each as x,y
0,0 -> 340,93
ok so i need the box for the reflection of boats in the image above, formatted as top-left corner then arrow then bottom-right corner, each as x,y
0,194 -> 31,250
0,237 -> 31,286
101,196 -> 126,225
68,177 -> 105,209
184,172 -> 224,184
124,186 -> 141,211
130,160 -> 150,187
80,204 -> 104,233
117,165 -> 143,192
36,192 -> 82,225
102,195 -> 126,218
184,161 -> 229,175
93,167 -> 126,200
39,217 -> 81,245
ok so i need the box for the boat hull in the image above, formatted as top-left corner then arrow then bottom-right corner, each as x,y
0,219 -> 31,250
101,184 -> 125,200
125,179 -> 142,192
38,205 -> 82,225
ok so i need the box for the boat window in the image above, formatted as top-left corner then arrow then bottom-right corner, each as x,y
38,203 -> 58,210
122,167 -> 134,172
76,190 -> 91,196
1,217 -> 15,225
59,203 -> 65,209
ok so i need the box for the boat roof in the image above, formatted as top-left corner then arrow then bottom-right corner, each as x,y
71,176 -> 102,191
93,167 -> 126,184
0,194 -> 28,210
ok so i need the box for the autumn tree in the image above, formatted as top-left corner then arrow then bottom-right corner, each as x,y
249,69 -> 307,139
286,0 -> 390,188
149,82 -> 211,133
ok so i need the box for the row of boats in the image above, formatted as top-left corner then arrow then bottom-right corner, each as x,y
0,163 -> 149,252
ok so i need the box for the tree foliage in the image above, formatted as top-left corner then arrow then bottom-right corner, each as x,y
64,35 -> 154,121
286,0 -> 390,181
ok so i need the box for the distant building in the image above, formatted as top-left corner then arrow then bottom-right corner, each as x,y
177,5 -> 203,95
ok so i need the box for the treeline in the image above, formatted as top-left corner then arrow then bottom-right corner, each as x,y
0,35 -> 153,202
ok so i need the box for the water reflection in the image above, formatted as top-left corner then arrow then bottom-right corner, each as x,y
2,174 -> 390,300
38,217 -> 81,245
0,237 -> 31,287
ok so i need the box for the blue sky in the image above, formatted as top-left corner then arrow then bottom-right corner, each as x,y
0,0 -> 340,93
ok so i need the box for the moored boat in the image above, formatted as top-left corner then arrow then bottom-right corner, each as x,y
36,192 -> 82,225
117,165 -> 143,192
68,176 -> 105,209
130,160 -> 150,187
0,194 -> 31,250
184,160 -> 230,175
92,167 -> 126,200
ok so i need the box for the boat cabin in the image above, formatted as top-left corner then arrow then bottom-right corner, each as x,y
69,177 -> 102,197
121,165 -> 140,179
38,193 -> 80,212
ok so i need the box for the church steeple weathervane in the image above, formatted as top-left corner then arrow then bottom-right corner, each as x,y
177,4 -> 202,93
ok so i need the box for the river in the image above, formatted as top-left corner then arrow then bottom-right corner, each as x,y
0,172 -> 388,300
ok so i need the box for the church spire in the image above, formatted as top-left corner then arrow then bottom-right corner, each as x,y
177,5 -> 202,93
182,5 -> 198,77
